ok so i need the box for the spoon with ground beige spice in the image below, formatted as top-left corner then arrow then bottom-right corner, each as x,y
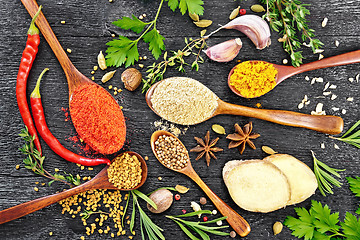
150,130 -> 251,237
0,152 -> 147,224
228,50 -> 360,98
146,77 -> 343,134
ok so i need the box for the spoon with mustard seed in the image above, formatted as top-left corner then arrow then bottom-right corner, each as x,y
228,50 -> 360,98
150,130 -> 251,237
0,152 -> 147,224
146,78 -> 343,134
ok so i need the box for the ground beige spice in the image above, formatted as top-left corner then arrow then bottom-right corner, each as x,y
151,77 -> 219,125
107,153 -> 142,190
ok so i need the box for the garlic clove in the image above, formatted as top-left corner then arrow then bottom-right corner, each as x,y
204,38 -> 242,62
206,15 -> 271,50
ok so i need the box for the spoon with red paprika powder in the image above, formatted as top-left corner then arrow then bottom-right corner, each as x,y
21,0 -> 126,155
228,50 -> 360,98
0,151 -> 147,225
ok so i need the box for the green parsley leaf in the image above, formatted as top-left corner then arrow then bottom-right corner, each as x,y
347,176 -> 360,214
105,36 -> 139,67
311,201 -> 340,233
284,208 -> 315,240
143,29 -> 165,59
112,15 -> 148,34
178,0 -> 204,15
166,0 -> 179,11
341,212 -> 360,240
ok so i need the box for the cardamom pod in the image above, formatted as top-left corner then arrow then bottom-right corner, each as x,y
262,146 -> 277,155
97,51 -> 107,70
101,70 -> 116,83
251,4 -> 266,13
273,221 -> 283,235
194,19 -> 212,28
175,185 -> 189,194
229,6 -> 240,20
189,12 -> 200,22
212,124 -> 226,135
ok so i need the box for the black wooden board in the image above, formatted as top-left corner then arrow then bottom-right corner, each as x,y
0,0 -> 359,239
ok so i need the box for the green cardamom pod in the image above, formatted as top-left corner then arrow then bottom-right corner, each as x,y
189,12 -> 200,22
212,124 -> 226,135
251,4 -> 266,13
194,19 -> 212,28
229,6 -> 240,20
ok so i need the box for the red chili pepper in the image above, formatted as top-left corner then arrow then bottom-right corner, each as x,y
239,9 -> 246,15
30,69 -> 110,166
175,194 -> 181,201
16,6 -> 43,155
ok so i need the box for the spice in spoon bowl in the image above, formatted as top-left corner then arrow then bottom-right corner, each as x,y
107,151 -> 147,190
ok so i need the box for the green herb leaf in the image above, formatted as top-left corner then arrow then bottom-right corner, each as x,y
341,212 -> 360,240
143,29 -> 165,60
112,15 -> 148,34
331,120 -> 360,149
347,177 -> 360,214
133,189 -> 158,210
105,37 -> 139,67
174,220 -> 200,240
166,0 -> 180,12
179,0 -> 204,15
171,210 -> 212,218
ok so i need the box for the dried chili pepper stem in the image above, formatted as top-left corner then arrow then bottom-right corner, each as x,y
16,5 -> 43,155
30,69 -> 111,167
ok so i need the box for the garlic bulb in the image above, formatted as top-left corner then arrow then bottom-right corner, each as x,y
204,38 -> 242,62
205,15 -> 271,50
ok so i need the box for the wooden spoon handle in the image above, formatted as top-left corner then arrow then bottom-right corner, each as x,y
0,182 -> 93,224
217,101 -> 343,134
186,170 -> 251,237
285,50 -> 360,79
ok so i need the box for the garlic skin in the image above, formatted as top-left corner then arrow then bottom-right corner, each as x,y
204,38 -> 242,62
205,15 -> 271,50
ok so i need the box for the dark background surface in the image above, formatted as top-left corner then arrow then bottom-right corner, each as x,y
0,0 -> 359,239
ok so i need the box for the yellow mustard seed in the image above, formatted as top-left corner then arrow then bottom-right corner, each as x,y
15,165 -> 20,170
117,89 -> 122,93
55,168 -> 60,172
60,21 -> 66,24
34,187 -> 39,192
91,71 -> 95,75
113,87 -> 118,91
91,76 -> 95,81
66,48 -> 72,53
88,167 -> 93,171
49,232 -> 53,236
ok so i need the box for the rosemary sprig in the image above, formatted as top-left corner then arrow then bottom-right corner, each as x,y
142,35 -> 207,92
19,127 -> 81,187
311,151 -> 345,196
166,210 -> 230,240
330,120 -> 360,149
128,190 -> 165,240
259,0 -> 323,67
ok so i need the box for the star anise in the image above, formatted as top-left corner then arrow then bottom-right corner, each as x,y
190,131 -> 223,166
226,122 -> 260,154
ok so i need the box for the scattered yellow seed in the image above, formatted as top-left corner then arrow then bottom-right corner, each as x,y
109,0 -> 113,2
111,233 -> 115,237
127,220 -> 130,224
49,232 -> 53,236
77,164 -> 81,167
34,187 -> 39,192
145,156 -> 149,161
122,230 -> 126,235
91,71 -> 95,74
108,85 -> 113,89
91,76 -> 95,81
132,231 -> 135,235
117,89 -> 122,93
35,181 -> 39,185
143,56 -> 147,60
72,215 -> 76,218
15,165 -> 20,170
83,177 -> 88,181
88,167 -> 93,171
80,236 -> 85,240
66,48 -> 72,53
80,139 -> 84,143
138,64 -> 144,68
88,176 -> 91,180
129,236 -> 133,239
114,87 -> 118,91
93,66 -> 98,71
111,34 -> 115,37
41,183 -> 45,186
55,168 -> 60,172
98,229 -> 103,234
60,21 -> 66,24
81,166 -> 85,170
158,177 -> 162,181
120,106 -> 123,109
114,91 -> 118,95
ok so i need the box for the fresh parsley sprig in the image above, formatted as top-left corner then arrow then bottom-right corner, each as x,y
19,128 -> 81,187
106,0 -> 204,68
311,151 -> 345,196
142,35 -> 206,92
284,177 -> 360,240
259,0 -> 323,67
166,210 -> 230,240
330,120 -> 360,149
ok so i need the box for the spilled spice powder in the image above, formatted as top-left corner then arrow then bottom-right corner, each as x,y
229,61 -> 278,98
70,84 -> 126,155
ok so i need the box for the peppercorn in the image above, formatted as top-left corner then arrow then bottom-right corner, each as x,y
239,9 -> 246,15
203,216 -> 208,222
182,209 -> 186,214
199,197 -> 207,205
175,194 -> 181,201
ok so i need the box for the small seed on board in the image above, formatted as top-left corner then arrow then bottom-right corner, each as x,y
321,17 -> 328,27
212,124 -> 226,134
189,12 -> 200,22
251,4 -> 266,13
194,20 -> 213,28
262,146 -> 277,155
101,70 -> 116,83
97,51 -> 107,70
273,221 -> 283,235
229,6 -> 240,20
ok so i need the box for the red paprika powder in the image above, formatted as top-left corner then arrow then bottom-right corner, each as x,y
70,83 -> 126,155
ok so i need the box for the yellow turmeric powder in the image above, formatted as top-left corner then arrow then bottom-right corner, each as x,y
229,61 -> 278,98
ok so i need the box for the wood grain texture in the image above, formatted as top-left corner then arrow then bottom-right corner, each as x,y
0,0 -> 359,239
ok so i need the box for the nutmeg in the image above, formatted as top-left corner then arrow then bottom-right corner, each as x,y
121,68 -> 142,91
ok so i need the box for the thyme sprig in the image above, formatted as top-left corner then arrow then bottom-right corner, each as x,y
259,0 -> 323,67
166,210 -> 230,240
330,120 -> 360,149
80,210 -> 109,220
311,151 -> 345,196
19,127 -> 81,187
142,36 -> 207,92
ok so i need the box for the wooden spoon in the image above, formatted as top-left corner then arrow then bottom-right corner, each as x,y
228,50 -> 360,98
150,130 -> 251,237
0,152 -> 147,225
146,80 -> 343,135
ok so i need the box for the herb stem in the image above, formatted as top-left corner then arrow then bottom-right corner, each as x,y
153,0 -> 165,29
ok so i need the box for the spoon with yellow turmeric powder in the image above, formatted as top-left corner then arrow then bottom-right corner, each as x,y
228,50 -> 360,98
